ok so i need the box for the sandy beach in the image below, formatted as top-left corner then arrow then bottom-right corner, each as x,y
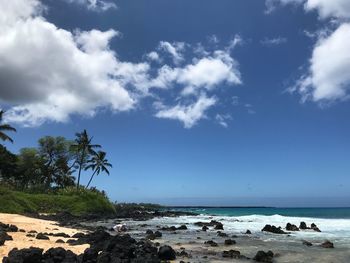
0,213 -> 89,259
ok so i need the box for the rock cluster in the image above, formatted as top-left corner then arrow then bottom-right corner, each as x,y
253,250 -> 274,262
262,224 -> 287,234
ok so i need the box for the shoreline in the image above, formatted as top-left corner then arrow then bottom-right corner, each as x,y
2,211 -> 350,262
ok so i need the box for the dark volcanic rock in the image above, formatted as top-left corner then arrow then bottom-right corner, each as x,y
311,223 -> 321,232
253,250 -> 274,262
55,239 -> 65,243
177,224 -> 187,230
286,223 -> 299,231
43,247 -> 78,262
0,222 -> 18,232
262,224 -> 287,234
0,231 -> 13,245
158,245 -> 176,260
36,233 -> 50,240
222,249 -> 241,258
3,247 -> 44,263
245,229 -> 252,234
204,240 -> 218,247
321,240 -> 334,248
214,222 -> 224,230
224,239 -> 236,245
302,240 -> 313,246
72,232 -> 85,238
161,226 -> 177,231
299,221 -> 307,230
202,226 -> 208,231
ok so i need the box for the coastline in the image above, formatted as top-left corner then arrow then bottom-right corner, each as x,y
2,210 -> 350,262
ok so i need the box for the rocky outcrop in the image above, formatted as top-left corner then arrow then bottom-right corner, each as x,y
224,239 -> 236,245
222,249 -> 241,258
158,245 -> 176,260
204,240 -> 218,247
302,240 -> 312,246
286,223 -> 299,231
253,250 -> 274,262
262,224 -> 287,234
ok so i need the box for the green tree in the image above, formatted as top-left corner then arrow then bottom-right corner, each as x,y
16,148 -> 44,189
0,145 -> 18,184
38,136 -> 75,189
0,110 -> 16,143
85,151 -> 112,189
71,130 -> 100,189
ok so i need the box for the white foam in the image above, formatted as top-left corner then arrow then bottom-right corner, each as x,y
146,214 -> 350,247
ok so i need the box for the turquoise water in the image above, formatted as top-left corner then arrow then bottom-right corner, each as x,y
169,207 -> 350,219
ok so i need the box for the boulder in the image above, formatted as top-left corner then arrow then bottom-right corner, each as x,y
56,239 -> 65,243
214,222 -> 224,230
204,240 -> 218,247
253,250 -> 274,262
245,229 -> 252,234
177,224 -> 187,230
3,247 -> 44,263
158,245 -> 176,260
311,223 -> 321,232
202,226 -> 208,231
36,233 -> 50,240
262,224 -> 287,234
302,240 -> 312,247
217,231 -> 228,237
286,223 -> 299,231
321,240 -> 334,248
299,222 -> 307,230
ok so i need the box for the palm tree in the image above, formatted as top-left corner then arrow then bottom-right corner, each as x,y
71,130 -> 101,189
0,110 -> 16,143
85,151 -> 112,188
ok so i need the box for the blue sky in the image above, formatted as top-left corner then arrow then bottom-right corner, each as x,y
1,0 -> 350,206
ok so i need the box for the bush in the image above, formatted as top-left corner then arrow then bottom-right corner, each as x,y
0,186 -> 116,216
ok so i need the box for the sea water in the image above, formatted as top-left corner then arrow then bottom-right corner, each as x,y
154,207 -> 350,247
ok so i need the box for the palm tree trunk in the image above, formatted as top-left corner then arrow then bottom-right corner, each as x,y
76,150 -> 85,189
86,169 -> 97,189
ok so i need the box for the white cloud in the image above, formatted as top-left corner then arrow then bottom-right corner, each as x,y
215,114 -> 232,128
65,0 -> 117,11
149,50 -> 241,96
261,37 -> 287,46
291,23 -> 350,102
0,0 -> 243,128
265,0 -> 304,14
0,0 -> 146,126
155,95 -> 217,128
266,0 -> 350,19
305,0 -> 350,19
158,41 -> 185,65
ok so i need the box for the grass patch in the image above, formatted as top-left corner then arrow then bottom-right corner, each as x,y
0,186 -> 116,217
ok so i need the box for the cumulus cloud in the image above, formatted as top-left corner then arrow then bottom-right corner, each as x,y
0,0 -> 146,126
155,95 -> 217,128
261,37 -> 287,46
64,0 -> 117,11
0,0 -> 242,128
158,41 -> 186,65
290,23 -> 350,102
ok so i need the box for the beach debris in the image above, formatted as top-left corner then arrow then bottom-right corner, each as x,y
286,223 -> 299,231
205,240 -> 218,247
302,240 -> 313,246
113,223 -> 127,232
222,249 -> 243,259
253,250 -> 274,262
158,245 -> 176,260
321,240 -> 334,248
36,233 -> 50,240
262,224 -> 287,234
224,239 -> 236,245
245,229 -> 252,234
